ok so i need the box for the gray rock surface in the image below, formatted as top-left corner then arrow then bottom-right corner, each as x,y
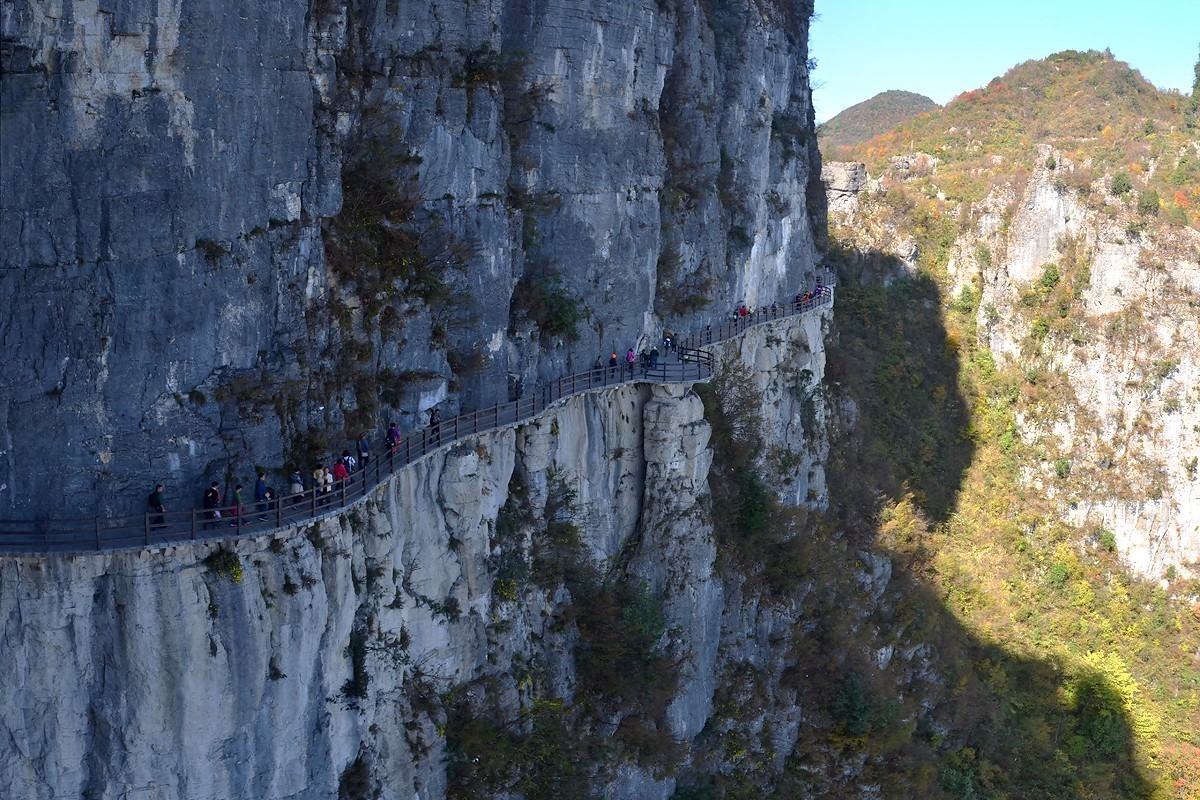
821,161 -> 869,215
1,0 -> 823,521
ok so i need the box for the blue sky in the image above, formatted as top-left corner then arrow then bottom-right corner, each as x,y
810,1 -> 1200,122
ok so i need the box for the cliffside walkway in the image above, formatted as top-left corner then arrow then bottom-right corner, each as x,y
0,289 -> 833,554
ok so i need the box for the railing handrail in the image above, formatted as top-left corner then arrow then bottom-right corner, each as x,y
0,287 -> 833,554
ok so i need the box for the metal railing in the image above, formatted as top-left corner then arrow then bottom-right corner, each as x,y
0,287 -> 831,555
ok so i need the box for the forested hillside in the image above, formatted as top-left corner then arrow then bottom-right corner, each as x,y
817,90 -> 939,149
840,50 -> 1200,228
821,49 -> 1200,798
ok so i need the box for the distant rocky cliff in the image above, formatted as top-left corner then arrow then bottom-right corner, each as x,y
825,154 -> 1200,579
0,0 -> 823,520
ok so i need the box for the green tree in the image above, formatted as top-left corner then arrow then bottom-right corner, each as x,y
1137,188 -> 1160,216
1193,44 -> 1200,109
1110,170 -> 1133,197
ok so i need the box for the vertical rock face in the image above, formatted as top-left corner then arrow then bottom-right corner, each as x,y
0,309 -> 834,800
0,0 -> 822,520
2,0 -> 831,794
976,160 -> 1200,579
1,0 -> 334,518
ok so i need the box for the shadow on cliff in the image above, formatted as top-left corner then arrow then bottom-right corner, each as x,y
825,259 -> 973,527
787,251 -> 1160,798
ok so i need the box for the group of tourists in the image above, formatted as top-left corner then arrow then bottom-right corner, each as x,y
151,407 -> 449,527
144,278 -> 833,530
193,472 -> 279,529
724,285 -> 826,324
593,333 -> 676,381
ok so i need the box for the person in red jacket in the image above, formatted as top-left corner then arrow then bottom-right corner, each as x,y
332,459 -> 349,485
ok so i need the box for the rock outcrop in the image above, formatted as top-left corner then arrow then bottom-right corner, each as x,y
821,161 -> 870,216
976,154 -> 1200,579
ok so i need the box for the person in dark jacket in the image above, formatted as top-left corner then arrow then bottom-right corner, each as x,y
357,434 -> 371,467
203,481 -> 221,528
429,407 -> 442,444
147,484 -> 166,529
254,473 -> 269,520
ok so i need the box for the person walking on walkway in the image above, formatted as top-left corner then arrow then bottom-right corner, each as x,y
429,407 -> 442,445
229,484 -> 244,525
254,472 -> 269,520
313,464 -> 325,503
625,348 -> 636,378
147,484 -> 166,529
386,423 -> 400,454
203,481 -> 222,528
609,352 -> 618,379
333,458 -> 349,486
358,432 -> 371,468
289,470 -> 304,502
650,346 -> 660,372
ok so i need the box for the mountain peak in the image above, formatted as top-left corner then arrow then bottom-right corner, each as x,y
818,90 -> 939,150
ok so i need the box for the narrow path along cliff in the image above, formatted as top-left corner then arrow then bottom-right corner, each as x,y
0,288 -> 833,554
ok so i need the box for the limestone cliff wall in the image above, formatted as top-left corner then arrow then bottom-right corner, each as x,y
0,0 -> 822,520
824,154 -> 1200,579
1,310 -> 831,800
970,155 -> 1200,579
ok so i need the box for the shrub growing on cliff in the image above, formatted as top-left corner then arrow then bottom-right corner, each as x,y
203,548 -> 243,583
338,755 -> 371,800
341,625 -> 370,700
1137,188 -> 1160,216
445,697 -> 588,800
510,268 -> 584,341
698,360 -> 810,595
1111,170 -> 1133,197
531,469 -> 585,586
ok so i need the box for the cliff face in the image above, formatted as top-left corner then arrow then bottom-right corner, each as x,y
1,0 -> 336,518
0,0 -> 822,520
0,311 -> 832,800
2,1 -> 836,794
825,154 -> 1200,579
973,152 -> 1200,578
